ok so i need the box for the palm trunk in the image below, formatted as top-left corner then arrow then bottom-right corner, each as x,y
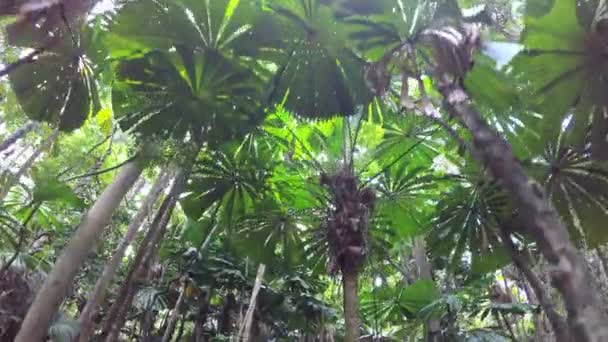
14,154 -> 144,342
517,268 -> 547,340
0,121 -> 39,153
219,293 -> 236,335
102,176 -> 182,342
438,79 -> 608,340
342,269 -> 360,342
161,280 -> 187,342
103,148 -> 200,341
238,264 -> 266,342
497,228 -> 569,340
194,288 -> 212,342
586,250 -> 608,315
102,138 -> 203,341
77,169 -> 174,342
142,307 -> 155,342
0,128 -> 58,203
412,238 -> 441,341
175,315 -> 186,342
106,278 -> 140,341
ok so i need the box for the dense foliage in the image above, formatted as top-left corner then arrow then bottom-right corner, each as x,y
1,0 -> 608,341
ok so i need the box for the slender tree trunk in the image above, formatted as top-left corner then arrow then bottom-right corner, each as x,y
0,121 -> 39,153
0,128 -> 58,203
238,264 -> 266,342
517,267 -> 548,341
162,279 -> 187,342
129,176 -> 147,202
175,314 -> 186,342
219,293 -> 236,336
500,228 -> 570,340
399,246 -> 414,286
200,217 -> 221,252
14,155 -> 144,342
342,269 -> 360,342
102,180 -> 181,342
103,158 -> 197,341
194,288 -> 212,342
141,307 -> 155,342
106,278 -> 140,341
438,79 -> 608,340
104,137 -> 200,342
497,311 -> 517,341
586,250 -> 608,315
77,169 -> 173,342
412,238 -> 441,341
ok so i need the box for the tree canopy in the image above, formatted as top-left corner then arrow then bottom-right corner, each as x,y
1,0 -> 608,341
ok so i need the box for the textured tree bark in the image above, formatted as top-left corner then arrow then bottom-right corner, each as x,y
161,280 -> 187,342
238,264 -> 266,342
0,128 -> 58,203
14,155 -> 143,342
102,172 -> 184,342
103,138 -> 202,341
500,229 -> 570,341
0,121 -> 39,153
193,289 -> 211,342
412,238 -> 441,341
77,169 -> 173,342
438,79 -> 608,340
128,175 -> 147,202
141,306 -> 155,342
342,270 -> 360,342
586,250 -> 608,315
104,279 -> 140,342
219,292 -> 236,336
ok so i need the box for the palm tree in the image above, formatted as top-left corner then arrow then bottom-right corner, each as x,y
332,0 -> 608,337
14,0 -> 269,339
237,109 -> 440,340
2,0 -> 608,340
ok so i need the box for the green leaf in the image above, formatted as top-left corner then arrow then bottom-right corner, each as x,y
525,0 -> 555,17
400,279 -> 440,315
250,0 -> 374,119
511,0 -> 608,157
95,108 -> 113,136
9,53 -> 98,131
464,57 -> 520,113
490,302 -> 538,315
180,217 -> 215,247
113,47 -> 265,143
471,247 -> 510,274
428,175 -> 510,269
32,173 -> 85,208
109,0 -> 260,55
383,203 -> 420,238
528,138 -> 608,247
